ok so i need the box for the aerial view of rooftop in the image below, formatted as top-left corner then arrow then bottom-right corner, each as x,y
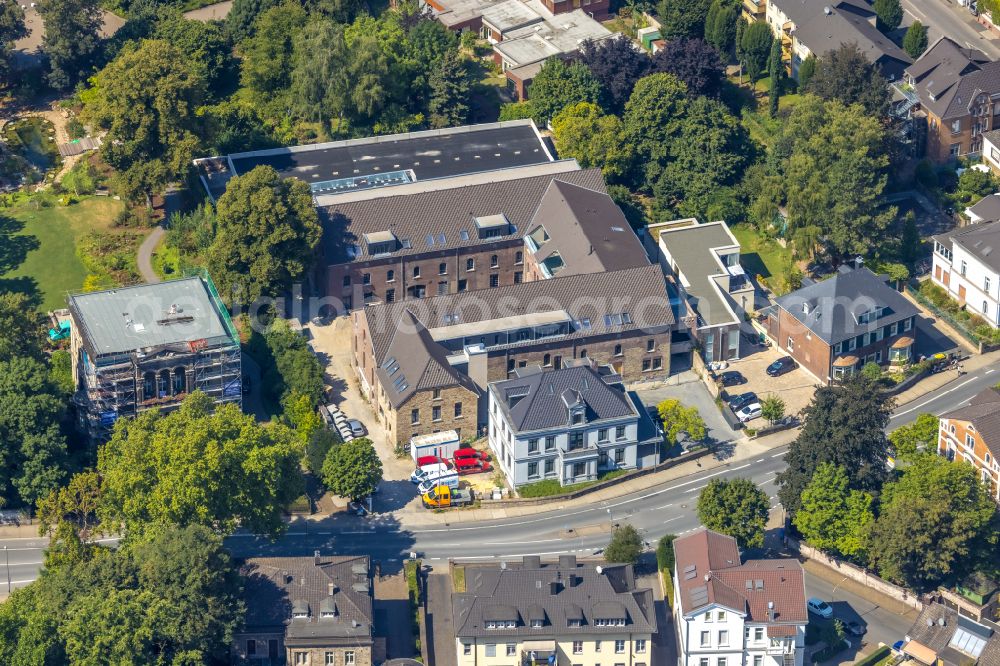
3,0 -> 1000,663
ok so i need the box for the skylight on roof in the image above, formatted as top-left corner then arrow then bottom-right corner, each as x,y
401,239 -> 412,249
438,233 -> 446,245
426,235 -> 435,247
460,229 -> 470,241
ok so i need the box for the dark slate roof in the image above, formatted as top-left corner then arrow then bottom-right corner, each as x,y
906,37 -> 1000,120
941,387 -> 1000,460
904,604 -> 1000,666
526,180 -> 649,276
771,0 -> 870,30
968,195 -> 1000,224
240,555 -> 373,644
490,363 -> 638,433
376,310 -> 480,408
322,168 -> 606,263
453,557 -> 657,638
363,263 -> 674,365
933,220 -> 1000,273
774,266 -> 919,346
791,3 -> 911,74
672,530 -> 807,626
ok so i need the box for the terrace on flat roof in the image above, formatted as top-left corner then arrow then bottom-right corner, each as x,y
195,121 -> 554,201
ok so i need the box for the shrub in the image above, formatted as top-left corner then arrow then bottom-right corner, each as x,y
656,534 -> 677,572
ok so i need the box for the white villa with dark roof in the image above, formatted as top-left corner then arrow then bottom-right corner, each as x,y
932,221 -> 1000,328
673,530 -> 808,666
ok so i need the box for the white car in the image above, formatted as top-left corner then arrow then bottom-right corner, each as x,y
736,402 -> 762,422
807,597 -> 834,619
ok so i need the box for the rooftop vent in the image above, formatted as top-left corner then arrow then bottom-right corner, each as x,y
824,5 -> 832,13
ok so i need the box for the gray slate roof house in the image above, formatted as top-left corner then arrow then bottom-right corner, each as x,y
905,37 -> 1000,121
774,266 -> 919,346
966,193 -> 1000,225
453,555 -> 657,638
933,220 -> 1000,274
901,603 -> 1000,666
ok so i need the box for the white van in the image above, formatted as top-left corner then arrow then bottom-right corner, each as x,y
410,462 -> 452,484
417,472 -> 459,495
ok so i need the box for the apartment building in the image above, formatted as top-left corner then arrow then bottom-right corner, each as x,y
938,387 -> 1000,503
932,221 -> 1000,327
673,530 -> 808,666
761,265 -> 919,383
67,274 -> 242,442
487,360 -> 661,487
453,555 -> 657,666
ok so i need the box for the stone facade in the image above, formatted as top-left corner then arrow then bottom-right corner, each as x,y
922,104 -> 999,162
378,384 -> 480,445
285,645 -> 372,666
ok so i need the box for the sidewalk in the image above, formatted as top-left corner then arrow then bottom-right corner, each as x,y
893,347 -> 1000,405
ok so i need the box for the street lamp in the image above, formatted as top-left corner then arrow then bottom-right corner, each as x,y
5,545 -> 10,593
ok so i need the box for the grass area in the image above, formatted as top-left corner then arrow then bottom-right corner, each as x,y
729,223 -> 796,296
0,196 -> 126,310
451,565 -> 466,593
404,559 -> 423,659
517,469 -> 628,498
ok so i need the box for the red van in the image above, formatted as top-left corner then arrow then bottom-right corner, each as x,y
454,457 -> 492,475
453,447 -> 490,462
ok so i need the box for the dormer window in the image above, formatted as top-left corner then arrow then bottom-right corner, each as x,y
595,618 -> 626,627
531,619 -> 543,628
291,600 -> 310,619
568,618 -> 583,627
572,411 -> 584,425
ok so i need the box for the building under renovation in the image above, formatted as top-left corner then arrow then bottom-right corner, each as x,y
68,274 -> 242,442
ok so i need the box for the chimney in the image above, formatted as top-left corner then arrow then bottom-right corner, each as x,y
328,582 -> 336,595
314,550 -> 321,565
768,601 -> 775,621
550,580 -> 562,596
569,575 -> 580,588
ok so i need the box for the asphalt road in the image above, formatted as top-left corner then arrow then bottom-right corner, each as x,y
900,0 -> 1000,59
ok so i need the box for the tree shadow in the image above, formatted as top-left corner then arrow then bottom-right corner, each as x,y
0,276 -> 41,305
0,214 -> 40,275
720,78 -> 758,115
373,479 -> 419,513
739,251 -> 771,279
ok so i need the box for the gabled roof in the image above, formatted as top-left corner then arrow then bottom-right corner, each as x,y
967,194 -> 1000,224
774,266 -> 919,345
791,3 -> 911,74
527,180 -> 649,277
904,604 -> 1000,666
941,387 -> 1000,460
376,310 -> 480,409
453,557 -> 657,638
933,219 -> 1000,274
672,529 -> 807,626
489,363 -> 638,433
906,37 -> 1000,120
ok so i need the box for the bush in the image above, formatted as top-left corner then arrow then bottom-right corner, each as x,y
656,534 -> 677,572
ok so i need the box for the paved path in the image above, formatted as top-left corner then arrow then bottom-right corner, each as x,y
136,225 -> 165,284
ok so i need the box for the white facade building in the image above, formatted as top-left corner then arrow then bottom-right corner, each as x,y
673,530 -> 808,666
932,221 -> 1000,328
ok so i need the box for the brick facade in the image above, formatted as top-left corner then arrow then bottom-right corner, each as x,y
285,645 -> 372,666
939,417 -> 1000,504
922,105 -> 999,162
379,384 -> 480,445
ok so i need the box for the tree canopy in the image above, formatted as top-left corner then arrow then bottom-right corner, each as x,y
805,43 -> 890,117
652,37 -> 724,98
776,377 -> 893,515
888,414 -> 939,462
657,398 -> 707,444
579,37 -> 652,113
738,21 -> 772,82
98,392 -> 302,538
903,21 -> 928,59
37,0 -> 102,90
623,72 -> 688,188
656,0 -> 710,39
697,477 -> 770,550
551,102 -> 634,182
0,0 -> 27,84
208,165 -> 322,303
526,58 -> 602,125
605,523 -> 644,565
321,437 -> 383,501
873,0 -> 902,32
792,463 -> 874,559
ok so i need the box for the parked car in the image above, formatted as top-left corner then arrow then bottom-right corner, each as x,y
454,457 -> 492,475
415,455 -> 451,468
892,640 -> 905,653
453,447 -> 489,462
417,471 -> 460,495
807,597 -> 834,619
844,620 -> 867,637
410,462 -> 452,484
766,356 -> 797,377
728,392 -> 758,412
736,402 -> 762,422
347,419 -> 367,437
718,371 -> 746,387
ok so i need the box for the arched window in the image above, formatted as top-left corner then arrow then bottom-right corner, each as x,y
158,369 -> 171,398
143,372 -> 156,399
172,367 -> 187,395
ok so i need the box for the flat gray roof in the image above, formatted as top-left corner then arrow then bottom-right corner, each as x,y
658,222 -> 741,328
494,4 -> 613,67
69,277 -> 234,356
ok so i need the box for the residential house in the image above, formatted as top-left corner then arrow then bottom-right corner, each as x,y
932,221 -> 1000,326
899,603 -> 1000,666
487,359 -> 661,487
352,264 -> 678,445
965,191 -> 1000,224
762,0 -> 911,80
905,38 -> 1000,162
938,387 -> 1000,502
452,554 -> 657,666
233,553 -> 375,666
981,129 -> 1000,174
67,274 -> 242,443
426,0 -> 610,38
672,529 -> 808,666
761,265 -> 919,383
652,219 -> 755,363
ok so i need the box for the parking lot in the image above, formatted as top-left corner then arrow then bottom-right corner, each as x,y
717,346 -> 820,422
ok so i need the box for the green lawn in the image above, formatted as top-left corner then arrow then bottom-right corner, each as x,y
0,196 -> 125,310
730,223 -> 796,295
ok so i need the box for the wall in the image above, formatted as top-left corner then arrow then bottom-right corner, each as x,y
938,417 -> 1000,502
785,537 -> 924,611
677,604 -> 747,666
285,644 -> 373,666
392,384 -> 480,445
456,633 -> 651,666
932,242 -> 1000,327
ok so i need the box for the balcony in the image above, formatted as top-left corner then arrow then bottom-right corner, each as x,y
521,641 -> 556,665
561,446 -> 600,461
742,0 -> 765,19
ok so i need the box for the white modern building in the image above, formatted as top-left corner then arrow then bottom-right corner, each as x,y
673,530 -> 808,666
932,221 -> 1000,327
487,360 -> 661,488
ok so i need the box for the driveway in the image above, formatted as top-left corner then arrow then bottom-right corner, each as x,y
425,568 -> 457,666
632,371 -> 737,448
721,346 -> 819,421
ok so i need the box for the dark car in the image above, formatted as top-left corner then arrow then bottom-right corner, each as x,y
766,356 -> 797,377
719,371 -> 746,387
728,391 -> 758,412
845,621 -> 867,637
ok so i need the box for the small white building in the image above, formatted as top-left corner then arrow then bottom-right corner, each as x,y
673,530 -> 808,666
487,360 -> 661,488
932,220 -> 1000,327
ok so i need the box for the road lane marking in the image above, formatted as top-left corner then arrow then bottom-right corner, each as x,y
987,369 -> 995,374
654,503 -> 673,510
771,452 -> 786,458
756,458 -> 765,462
894,377 -> 978,417
483,538 -> 564,546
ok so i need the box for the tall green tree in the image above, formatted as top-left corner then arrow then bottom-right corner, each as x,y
289,18 -> 350,128
738,20 -> 772,82
153,11 -> 233,96
697,478 -> 770,550
605,523 -> 644,565
657,398 -> 707,444
238,1 -> 307,95
903,21 -> 928,59
0,293 -> 42,361
797,54 -> 816,87
428,49 -> 471,128
888,413 -> 939,462
0,0 -> 27,85
792,463 -> 874,559
768,38 -> 783,117
83,39 -> 204,205
761,395 -> 785,425
805,42 -> 890,117
623,72 -> 688,188
321,437 -> 383,502
37,0 -> 102,90
873,0 -> 902,32
225,0 -> 281,42
208,165 -> 322,303
776,377 -> 893,515
868,454 -> 999,590
98,392 -> 303,538
526,58 -> 602,125
657,0 -> 710,39
705,0 -> 737,57
551,102 -> 634,182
